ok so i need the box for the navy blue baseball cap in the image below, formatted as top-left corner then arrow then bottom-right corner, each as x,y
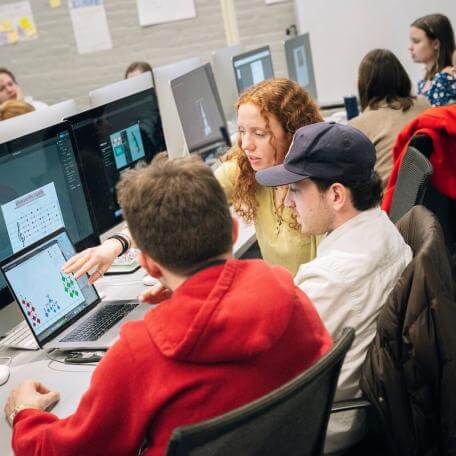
256,122 -> 376,187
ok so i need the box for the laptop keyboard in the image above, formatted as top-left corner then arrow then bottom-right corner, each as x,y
60,303 -> 138,342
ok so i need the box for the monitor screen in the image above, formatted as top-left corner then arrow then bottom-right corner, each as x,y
284,33 -> 318,101
0,123 -> 97,309
66,89 -> 165,235
171,63 -> 227,153
232,46 -> 274,94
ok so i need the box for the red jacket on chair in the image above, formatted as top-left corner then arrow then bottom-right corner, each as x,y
382,105 -> 456,213
11,259 -> 332,456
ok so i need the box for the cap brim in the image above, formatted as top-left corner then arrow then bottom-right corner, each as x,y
255,164 -> 310,187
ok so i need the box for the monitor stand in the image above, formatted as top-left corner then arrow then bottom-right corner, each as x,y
0,301 -> 22,337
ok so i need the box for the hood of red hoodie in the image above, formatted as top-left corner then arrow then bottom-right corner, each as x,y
145,259 -> 298,363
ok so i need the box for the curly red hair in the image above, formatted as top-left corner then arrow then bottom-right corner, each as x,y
224,78 -> 323,223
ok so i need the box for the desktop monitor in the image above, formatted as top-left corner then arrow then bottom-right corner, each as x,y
212,45 -> 242,123
284,33 -> 318,101
0,122 -> 98,312
89,71 -> 153,107
152,56 -> 203,158
232,46 -> 274,94
170,63 -> 229,157
66,88 -> 165,235
0,99 -> 78,144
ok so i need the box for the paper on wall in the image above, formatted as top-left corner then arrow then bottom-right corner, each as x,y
69,0 -> 112,54
0,1 -> 37,46
136,0 -> 196,27
49,0 -> 62,7
265,0 -> 288,4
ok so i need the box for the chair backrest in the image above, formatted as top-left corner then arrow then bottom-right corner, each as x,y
165,328 -> 355,456
389,145 -> 433,224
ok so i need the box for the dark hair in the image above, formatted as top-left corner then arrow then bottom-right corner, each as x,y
412,14 -> 455,80
124,61 -> 153,79
0,68 -> 16,83
358,49 -> 415,112
311,172 -> 383,211
117,153 -> 233,275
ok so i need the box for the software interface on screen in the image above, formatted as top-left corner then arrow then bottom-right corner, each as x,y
285,34 -> 317,101
67,89 -> 166,234
0,126 -> 95,307
233,46 -> 274,94
3,230 -> 97,343
171,64 -> 227,153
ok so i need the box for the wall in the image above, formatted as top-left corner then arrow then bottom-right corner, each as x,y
294,0 -> 456,104
0,0 -> 296,108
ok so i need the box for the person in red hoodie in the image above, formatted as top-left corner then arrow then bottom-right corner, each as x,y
4,153 -> 332,456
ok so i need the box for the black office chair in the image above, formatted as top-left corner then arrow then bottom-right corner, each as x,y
389,145 -> 433,224
164,328 -> 355,456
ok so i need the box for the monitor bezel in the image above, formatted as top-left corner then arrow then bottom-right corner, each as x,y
0,122 -> 99,311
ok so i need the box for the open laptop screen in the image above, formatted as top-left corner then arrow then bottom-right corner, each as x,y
1,229 -> 98,345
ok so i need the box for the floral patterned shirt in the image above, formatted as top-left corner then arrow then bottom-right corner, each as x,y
418,71 -> 456,106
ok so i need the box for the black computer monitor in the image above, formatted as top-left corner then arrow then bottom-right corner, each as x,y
284,33 -> 318,101
0,122 -> 98,310
170,63 -> 229,156
232,46 -> 274,94
66,89 -> 166,235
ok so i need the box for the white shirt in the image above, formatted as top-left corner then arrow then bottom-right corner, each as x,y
24,96 -> 48,110
295,207 -> 412,453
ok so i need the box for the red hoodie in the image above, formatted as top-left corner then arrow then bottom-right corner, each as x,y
12,259 -> 332,456
382,104 -> 456,213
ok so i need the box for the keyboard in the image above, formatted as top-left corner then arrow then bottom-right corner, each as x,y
61,303 -> 138,342
0,321 -> 39,350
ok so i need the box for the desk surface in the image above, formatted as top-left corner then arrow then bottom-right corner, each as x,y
0,219 -> 256,454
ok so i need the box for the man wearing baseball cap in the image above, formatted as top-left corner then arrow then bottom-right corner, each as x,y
256,122 -> 413,453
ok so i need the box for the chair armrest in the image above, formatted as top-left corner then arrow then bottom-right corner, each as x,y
331,398 -> 371,413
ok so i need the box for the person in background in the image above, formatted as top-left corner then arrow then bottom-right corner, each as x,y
410,13 -> 456,106
256,122 -> 412,454
63,79 -> 324,281
0,99 -> 35,120
125,61 -> 153,79
348,49 -> 430,187
0,68 -> 48,110
5,153 -> 332,456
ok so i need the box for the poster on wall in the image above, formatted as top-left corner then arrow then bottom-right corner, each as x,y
265,0 -> 288,4
136,0 -> 196,27
0,1 -> 38,46
69,0 -> 112,54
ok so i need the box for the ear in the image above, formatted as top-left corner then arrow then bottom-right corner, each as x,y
231,216 -> 239,246
329,183 -> 348,211
138,251 -> 163,279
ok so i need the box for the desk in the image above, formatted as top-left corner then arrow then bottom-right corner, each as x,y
0,220 -> 256,455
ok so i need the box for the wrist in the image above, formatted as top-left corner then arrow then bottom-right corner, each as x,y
8,403 -> 37,426
105,238 -> 124,257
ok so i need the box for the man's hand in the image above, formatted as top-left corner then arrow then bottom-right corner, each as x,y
139,283 -> 172,304
5,380 -> 60,426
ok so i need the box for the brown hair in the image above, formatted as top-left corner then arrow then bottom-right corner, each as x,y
224,78 -> 323,223
117,153 -> 232,275
358,49 -> 415,112
0,68 -> 16,83
412,14 -> 455,80
124,61 -> 153,79
0,100 -> 34,120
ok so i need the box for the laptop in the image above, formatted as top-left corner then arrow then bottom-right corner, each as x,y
0,228 -> 150,350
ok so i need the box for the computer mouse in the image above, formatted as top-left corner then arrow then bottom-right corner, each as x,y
0,365 -> 10,386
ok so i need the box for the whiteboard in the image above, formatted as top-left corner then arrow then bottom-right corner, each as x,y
293,0 -> 456,104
